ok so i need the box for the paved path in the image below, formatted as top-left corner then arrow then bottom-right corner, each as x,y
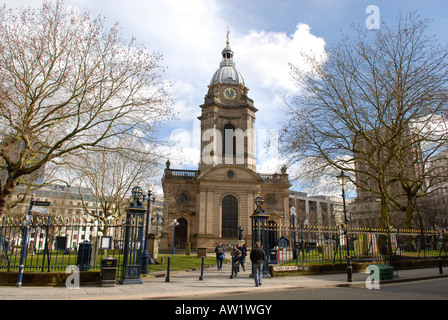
177,278 -> 448,300
0,260 -> 447,300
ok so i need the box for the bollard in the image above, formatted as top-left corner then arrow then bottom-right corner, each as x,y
199,256 -> 204,281
165,256 -> 171,282
438,257 -> 443,275
346,256 -> 353,283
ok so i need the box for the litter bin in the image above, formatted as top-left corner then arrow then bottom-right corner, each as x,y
269,249 -> 279,264
369,264 -> 394,280
77,241 -> 92,271
101,257 -> 117,287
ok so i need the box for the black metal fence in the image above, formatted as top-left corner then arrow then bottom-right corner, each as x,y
1,216 -> 447,275
265,223 -> 448,265
0,216 -> 127,275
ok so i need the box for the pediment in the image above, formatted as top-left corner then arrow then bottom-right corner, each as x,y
197,165 -> 261,183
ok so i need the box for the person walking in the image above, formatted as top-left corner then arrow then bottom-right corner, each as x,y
238,243 -> 247,272
214,242 -> 225,271
230,244 -> 242,278
250,242 -> 266,287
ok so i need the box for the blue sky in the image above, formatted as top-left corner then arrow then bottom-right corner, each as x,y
7,0 -> 448,195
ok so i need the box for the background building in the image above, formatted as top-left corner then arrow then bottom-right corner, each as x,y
289,190 -> 350,227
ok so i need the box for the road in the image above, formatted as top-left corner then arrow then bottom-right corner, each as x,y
166,278 -> 448,300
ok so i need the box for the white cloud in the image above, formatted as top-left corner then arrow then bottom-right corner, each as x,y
151,17 -> 327,172
234,23 -> 326,92
6,0 -> 329,192
159,128 -> 200,169
169,80 -> 200,123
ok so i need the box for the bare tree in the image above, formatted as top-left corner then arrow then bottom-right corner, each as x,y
282,13 -> 448,232
66,137 -> 162,233
0,1 -> 172,216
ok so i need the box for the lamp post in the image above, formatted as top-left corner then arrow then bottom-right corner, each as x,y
304,219 -> 309,253
120,185 -> 145,285
141,184 -> 155,275
171,219 -> 179,255
290,207 -> 298,261
250,195 -> 270,277
17,195 -> 34,287
336,170 -> 352,282
151,211 -> 164,235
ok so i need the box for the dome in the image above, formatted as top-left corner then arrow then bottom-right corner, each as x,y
210,64 -> 245,86
210,37 -> 245,86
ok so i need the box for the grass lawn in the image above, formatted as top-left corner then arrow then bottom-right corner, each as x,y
1,252 -> 228,279
148,254 -> 228,273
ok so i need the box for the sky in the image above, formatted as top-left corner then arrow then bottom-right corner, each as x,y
6,0 -> 448,196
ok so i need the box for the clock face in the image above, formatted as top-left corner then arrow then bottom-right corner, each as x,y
224,88 -> 236,100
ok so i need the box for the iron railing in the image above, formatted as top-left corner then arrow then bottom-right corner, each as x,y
264,223 -> 448,265
0,216 -> 127,275
1,216 -> 446,275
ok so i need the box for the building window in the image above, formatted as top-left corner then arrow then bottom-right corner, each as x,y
222,195 -> 238,238
223,124 -> 236,158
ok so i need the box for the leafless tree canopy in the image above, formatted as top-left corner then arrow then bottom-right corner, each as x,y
0,1 -> 172,216
66,137 -> 161,229
282,13 -> 448,229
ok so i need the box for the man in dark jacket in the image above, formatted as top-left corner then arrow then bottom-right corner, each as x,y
238,243 -> 247,272
250,242 -> 266,287
214,242 -> 225,271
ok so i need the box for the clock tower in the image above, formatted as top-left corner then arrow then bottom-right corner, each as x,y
198,30 -> 257,171
162,30 -> 290,251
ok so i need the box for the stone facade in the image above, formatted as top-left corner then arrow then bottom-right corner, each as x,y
161,34 -> 291,251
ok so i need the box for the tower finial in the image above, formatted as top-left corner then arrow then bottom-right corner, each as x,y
226,27 -> 230,46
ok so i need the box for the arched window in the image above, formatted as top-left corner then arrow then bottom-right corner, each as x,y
222,195 -> 238,238
223,124 -> 236,158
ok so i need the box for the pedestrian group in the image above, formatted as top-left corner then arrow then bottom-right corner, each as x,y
214,241 -> 266,287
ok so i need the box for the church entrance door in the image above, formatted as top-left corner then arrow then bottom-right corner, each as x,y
176,218 -> 188,249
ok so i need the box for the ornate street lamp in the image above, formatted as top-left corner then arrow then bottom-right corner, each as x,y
254,195 -> 265,213
336,171 -> 349,225
131,185 -> 143,207
120,185 -> 145,285
250,195 -> 270,278
151,211 -> 164,235
336,170 -> 352,282
171,219 -> 180,255
141,184 -> 155,275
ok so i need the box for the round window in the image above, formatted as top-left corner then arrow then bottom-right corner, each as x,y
177,193 -> 189,204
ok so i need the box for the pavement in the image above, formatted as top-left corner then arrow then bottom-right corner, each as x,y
1,259 -> 447,300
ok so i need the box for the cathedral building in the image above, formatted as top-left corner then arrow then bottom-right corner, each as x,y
161,33 -> 291,251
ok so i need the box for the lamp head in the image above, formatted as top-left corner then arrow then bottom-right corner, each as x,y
131,185 -> 143,207
336,170 -> 349,186
254,195 -> 264,208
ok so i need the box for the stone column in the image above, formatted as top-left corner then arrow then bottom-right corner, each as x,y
147,234 -> 160,261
